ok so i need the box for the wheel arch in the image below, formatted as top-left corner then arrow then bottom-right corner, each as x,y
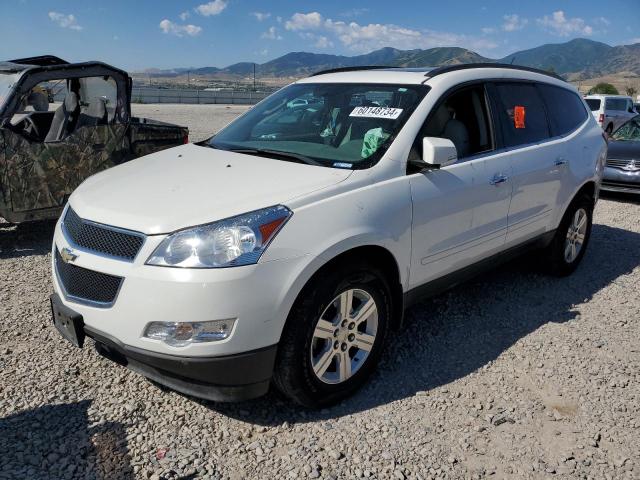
284,244 -> 406,333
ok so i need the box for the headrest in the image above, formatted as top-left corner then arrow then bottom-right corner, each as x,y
27,91 -> 49,112
63,92 -> 79,113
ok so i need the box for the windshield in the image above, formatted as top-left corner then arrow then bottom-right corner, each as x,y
585,99 -> 601,111
0,72 -> 19,110
210,83 -> 429,169
612,116 -> 640,141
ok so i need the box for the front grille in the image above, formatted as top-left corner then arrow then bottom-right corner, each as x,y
62,207 -> 145,261
55,248 -> 123,306
607,158 -> 634,169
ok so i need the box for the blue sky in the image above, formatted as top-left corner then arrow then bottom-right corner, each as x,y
1,1 -> 639,70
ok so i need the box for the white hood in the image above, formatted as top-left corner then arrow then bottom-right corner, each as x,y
70,144 -> 351,234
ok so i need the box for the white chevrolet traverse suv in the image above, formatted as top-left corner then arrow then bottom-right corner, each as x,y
51,64 -> 607,407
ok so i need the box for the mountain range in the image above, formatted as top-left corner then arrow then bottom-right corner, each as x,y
143,38 -> 640,81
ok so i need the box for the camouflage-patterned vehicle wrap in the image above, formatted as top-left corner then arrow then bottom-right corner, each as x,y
0,121 -> 186,223
0,56 -> 188,223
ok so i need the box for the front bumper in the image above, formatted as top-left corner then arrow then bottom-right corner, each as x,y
87,324 -> 277,401
51,218 -> 311,358
601,166 -> 640,194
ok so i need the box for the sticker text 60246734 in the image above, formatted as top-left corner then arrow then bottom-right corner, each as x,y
349,106 -> 403,120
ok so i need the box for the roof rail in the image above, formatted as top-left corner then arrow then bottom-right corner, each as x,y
8,55 -> 69,67
424,63 -> 564,81
310,65 -> 393,77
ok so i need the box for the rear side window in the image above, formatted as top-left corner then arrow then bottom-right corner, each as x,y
492,82 -> 550,148
606,98 -> 628,111
539,84 -> 588,137
585,98 -> 601,111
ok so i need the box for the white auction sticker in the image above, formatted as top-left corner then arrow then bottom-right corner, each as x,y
349,106 -> 403,119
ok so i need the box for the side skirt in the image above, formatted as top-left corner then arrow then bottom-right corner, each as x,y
404,230 -> 556,309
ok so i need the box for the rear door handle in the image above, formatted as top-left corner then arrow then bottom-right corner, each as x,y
555,157 -> 567,166
489,174 -> 508,185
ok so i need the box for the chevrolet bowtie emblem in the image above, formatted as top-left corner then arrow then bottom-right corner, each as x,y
60,247 -> 78,263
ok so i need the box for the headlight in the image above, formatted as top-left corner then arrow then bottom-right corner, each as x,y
146,205 -> 292,268
143,319 -> 236,347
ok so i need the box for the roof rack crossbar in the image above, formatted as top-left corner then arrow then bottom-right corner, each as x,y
310,65 -> 394,77
424,63 -> 564,81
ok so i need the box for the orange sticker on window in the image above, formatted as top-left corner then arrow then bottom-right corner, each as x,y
514,105 -> 526,129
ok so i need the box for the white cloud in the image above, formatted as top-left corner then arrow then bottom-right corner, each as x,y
340,8 -> 369,18
314,36 -> 334,48
481,27 -> 496,34
283,11 -> 499,54
195,0 -> 227,17
628,37 -> 640,44
159,19 -> 202,37
179,11 -> 190,21
48,12 -> 83,31
502,14 -> 527,32
285,12 -> 324,31
261,26 -> 282,40
251,12 -> 271,22
537,11 -> 593,37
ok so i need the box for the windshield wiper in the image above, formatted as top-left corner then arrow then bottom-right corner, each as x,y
227,147 -> 324,167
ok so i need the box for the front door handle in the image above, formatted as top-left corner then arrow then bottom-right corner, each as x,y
555,157 -> 567,166
489,174 -> 508,185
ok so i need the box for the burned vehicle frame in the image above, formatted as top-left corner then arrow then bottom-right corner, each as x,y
0,55 -> 188,223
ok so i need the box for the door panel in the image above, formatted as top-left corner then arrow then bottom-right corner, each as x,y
4,124 -> 129,213
503,141 -> 565,243
409,154 -> 512,288
488,82 -> 562,244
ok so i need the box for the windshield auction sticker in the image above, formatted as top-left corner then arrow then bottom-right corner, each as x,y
350,106 -> 403,120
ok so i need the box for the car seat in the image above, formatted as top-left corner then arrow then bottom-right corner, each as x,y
44,92 -> 80,142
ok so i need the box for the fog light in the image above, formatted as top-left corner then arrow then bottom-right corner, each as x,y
143,319 -> 236,347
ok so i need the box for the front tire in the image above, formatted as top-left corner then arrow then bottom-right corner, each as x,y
273,262 -> 391,407
544,195 -> 593,276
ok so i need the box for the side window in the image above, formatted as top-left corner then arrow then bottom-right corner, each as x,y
538,84 -> 588,137
492,82 -> 550,148
8,79 -> 68,142
411,84 -> 493,162
78,76 -> 117,122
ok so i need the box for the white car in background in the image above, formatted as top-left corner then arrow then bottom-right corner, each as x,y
50,64 -> 607,407
585,94 -> 636,134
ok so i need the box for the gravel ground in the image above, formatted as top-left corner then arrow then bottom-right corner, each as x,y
1,106 -> 639,479
131,104 -> 251,142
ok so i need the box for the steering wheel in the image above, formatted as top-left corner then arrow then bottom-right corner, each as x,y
21,116 -> 41,140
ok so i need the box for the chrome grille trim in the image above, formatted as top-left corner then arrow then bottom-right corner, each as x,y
62,207 -> 146,262
606,158 -> 635,169
54,247 -> 124,308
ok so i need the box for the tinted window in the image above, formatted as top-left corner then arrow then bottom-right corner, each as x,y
607,98 -> 627,111
586,98 -> 601,111
539,84 -> 589,137
493,82 -> 550,148
411,84 -> 493,161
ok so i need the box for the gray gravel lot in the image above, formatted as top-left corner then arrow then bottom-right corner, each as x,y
1,105 -> 639,479
132,104 -> 251,143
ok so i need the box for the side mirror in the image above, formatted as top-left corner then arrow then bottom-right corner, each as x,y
421,137 -> 458,168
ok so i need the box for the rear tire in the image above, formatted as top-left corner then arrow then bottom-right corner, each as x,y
273,262 -> 391,407
543,195 -> 593,276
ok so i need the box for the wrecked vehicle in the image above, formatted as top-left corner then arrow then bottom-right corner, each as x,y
0,55 -> 188,223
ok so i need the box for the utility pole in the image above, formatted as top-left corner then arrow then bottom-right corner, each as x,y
253,63 -> 256,92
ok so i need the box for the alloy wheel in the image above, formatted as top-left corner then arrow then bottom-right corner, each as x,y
310,288 -> 378,384
564,207 -> 588,263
